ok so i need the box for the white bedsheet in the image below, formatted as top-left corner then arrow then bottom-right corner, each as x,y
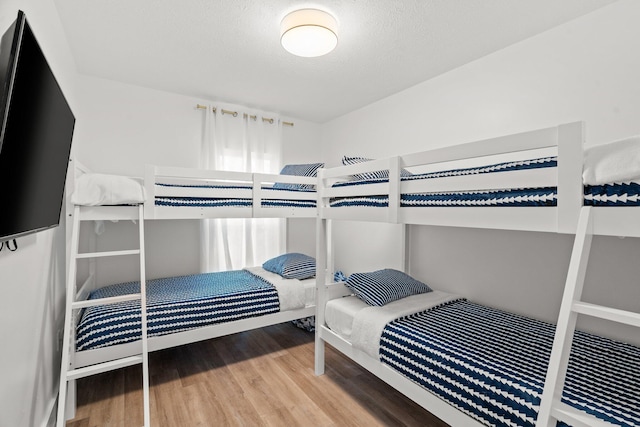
245,266 -> 315,311
332,290 -> 460,358
325,296 -> 369,341
583,135 -> 640,185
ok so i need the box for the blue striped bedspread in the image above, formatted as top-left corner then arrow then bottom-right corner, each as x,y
330,157 -> 558,208
76,270 -> 280,351
155,183 -> 316,208
380,300 -> 640,426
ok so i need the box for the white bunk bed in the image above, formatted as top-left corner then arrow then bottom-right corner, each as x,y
144,164 -> 318,220
314,122 -> 640,427
67,160 -> 320,352
317,122 -> 584,234
58,160 -> 319,426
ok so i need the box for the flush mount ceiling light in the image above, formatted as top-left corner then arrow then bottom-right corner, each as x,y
280,9 -> 338,58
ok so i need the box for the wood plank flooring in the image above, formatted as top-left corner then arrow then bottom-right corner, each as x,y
66,323 -> 449,427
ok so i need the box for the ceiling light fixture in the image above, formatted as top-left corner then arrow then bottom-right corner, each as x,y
280,9 -> 338,58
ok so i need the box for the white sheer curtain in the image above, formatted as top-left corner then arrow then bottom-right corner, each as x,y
199,104 -> 284,272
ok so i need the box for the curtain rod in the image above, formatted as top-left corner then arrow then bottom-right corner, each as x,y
195,104 -> 294,126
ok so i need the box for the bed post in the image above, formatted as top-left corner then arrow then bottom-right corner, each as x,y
557,121 -> 584,234
63,156 -> 86,420
536,207 -> 594,426
144,164 -> 155,220
388,156 -> 401,223
315,216 -> 328,375
402,224 -> 410,274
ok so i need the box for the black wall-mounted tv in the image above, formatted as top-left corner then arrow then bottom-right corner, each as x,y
0,11 -> 75,242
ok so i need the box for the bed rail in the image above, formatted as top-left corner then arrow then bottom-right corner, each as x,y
144,165 -> 318,219
317,122 -> 583,233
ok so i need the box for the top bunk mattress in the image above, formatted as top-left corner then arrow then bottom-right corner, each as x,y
328,153 -> 640,208
71,170 -> 318,208
584,181 -> 640,206
154,182 -> 316,208
583,134 -> 640,206
328,156 -> 559,208
151,162 -> 321,210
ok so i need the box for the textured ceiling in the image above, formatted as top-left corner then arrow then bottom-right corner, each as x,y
54,0 -> 617,123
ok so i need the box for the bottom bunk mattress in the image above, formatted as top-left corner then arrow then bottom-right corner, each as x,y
77,268 -> 313,351
326,295 -> 640,427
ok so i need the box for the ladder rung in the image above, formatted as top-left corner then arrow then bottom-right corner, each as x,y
72,293 -> 142,309
551,402 -> 617,427
66,355 -> 143,380
572,302 -> 640,328
76,249 -> 140,259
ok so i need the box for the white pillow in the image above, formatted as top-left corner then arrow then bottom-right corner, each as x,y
71,173 -> 146,206
583,136 -> 640,185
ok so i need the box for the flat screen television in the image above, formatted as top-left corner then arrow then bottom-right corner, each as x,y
0,11 -> 75,242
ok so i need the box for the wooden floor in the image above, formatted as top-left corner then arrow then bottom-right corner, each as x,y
66,323 -> 449,427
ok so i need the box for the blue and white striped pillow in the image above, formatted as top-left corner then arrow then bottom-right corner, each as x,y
345,269 -> 432,306
342,156 -> 412,180
262,253 -> 316,279
273,163 -> 323,190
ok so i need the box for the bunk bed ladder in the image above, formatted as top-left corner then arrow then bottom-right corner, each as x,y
57,205 -> 151,427
536,206 -> 639,427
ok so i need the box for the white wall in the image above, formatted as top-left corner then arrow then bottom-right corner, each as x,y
73,76 -> 321,284
279,117 -> 322,257
0,0 -> 79,426
321,0 -> 640,344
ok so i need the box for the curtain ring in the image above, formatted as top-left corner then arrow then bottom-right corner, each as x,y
221,109 -> 238,117
7,239 -> 17,251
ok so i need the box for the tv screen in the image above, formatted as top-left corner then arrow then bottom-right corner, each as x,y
0,11 -> 75,242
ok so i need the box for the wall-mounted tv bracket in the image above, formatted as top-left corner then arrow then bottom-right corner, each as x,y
0,239 -> 18,251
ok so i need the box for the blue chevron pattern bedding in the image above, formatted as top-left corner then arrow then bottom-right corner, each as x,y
76,270 -> 280,351
156,196 -> 316,208
332,157 -> 557,188
380,300 -> 640,427
330,188 -> 557,208
585,182 -> 640,206
330,157 -> 558,208
155,183 -> 316,208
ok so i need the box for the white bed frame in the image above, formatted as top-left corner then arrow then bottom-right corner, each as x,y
144,164 -> 318,219
69,215 -> 315,368
314,122 -> 595,427
62,160 -> 318,422
318,122 -> 584,234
